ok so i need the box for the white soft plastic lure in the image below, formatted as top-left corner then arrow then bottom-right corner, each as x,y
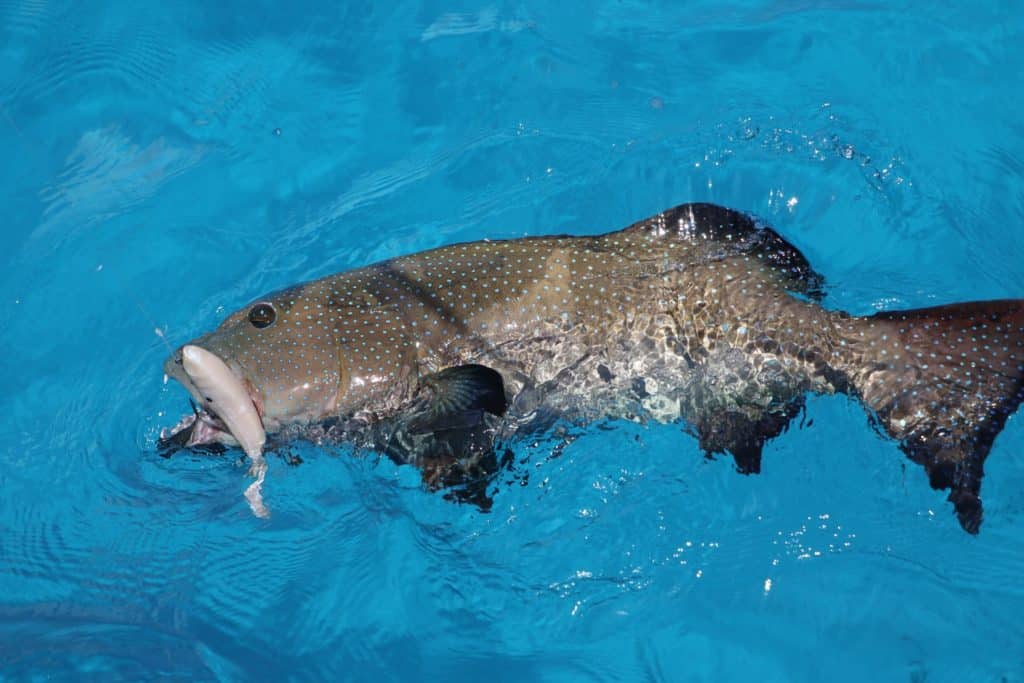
181,344 -> 269,517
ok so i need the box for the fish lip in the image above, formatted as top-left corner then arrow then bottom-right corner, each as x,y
165,345 -> 267,457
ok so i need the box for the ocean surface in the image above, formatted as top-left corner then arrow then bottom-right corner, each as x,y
2,1 -> 1023,680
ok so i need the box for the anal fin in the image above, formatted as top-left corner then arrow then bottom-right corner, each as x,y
697,400 -> 805,475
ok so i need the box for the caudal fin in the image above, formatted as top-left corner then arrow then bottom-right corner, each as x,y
842,300 -> 1024,532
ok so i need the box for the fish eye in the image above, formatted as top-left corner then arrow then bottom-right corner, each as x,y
248,302 -> 276,328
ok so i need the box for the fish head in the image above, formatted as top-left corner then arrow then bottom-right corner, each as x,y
163,284 -> 345,454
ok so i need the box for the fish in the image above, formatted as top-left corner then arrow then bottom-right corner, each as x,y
161,203 -> 1024,532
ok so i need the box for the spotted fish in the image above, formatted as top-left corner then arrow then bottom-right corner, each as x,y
162,203 -> 1024,532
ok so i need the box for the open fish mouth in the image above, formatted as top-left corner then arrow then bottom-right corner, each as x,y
159,403 -> 235,455
161,345 -> 266,458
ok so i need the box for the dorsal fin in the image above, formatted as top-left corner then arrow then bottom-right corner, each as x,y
609,203 -> 826,300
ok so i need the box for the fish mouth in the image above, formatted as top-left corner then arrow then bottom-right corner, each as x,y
161,345 -> 266,458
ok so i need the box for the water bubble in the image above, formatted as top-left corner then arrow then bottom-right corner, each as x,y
736,119 -> 759,140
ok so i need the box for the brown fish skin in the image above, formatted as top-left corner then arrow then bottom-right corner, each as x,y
164,203 -> 1024,532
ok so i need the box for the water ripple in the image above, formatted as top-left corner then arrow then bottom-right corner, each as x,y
2,1 -> 1024,678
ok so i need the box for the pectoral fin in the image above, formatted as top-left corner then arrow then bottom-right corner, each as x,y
371,364 -> 508,511
408,364 -> 507,434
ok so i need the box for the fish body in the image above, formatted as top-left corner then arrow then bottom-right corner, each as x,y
164,203 -> 1024,532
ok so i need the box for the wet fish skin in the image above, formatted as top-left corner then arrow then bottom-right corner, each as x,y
164,203 -> 1024,532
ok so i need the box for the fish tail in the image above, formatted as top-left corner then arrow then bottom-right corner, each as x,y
841,300 -> 1024,532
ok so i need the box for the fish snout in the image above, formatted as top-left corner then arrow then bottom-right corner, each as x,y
163,346 -> 188,386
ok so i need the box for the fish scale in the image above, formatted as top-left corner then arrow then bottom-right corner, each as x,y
164,203 -> 1024,532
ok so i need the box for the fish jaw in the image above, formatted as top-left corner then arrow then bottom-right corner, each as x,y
167,345 -> 266,459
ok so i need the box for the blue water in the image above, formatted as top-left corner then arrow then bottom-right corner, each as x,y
2,1 -> 1023,679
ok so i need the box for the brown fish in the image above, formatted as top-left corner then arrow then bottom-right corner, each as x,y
162,203 -> 1024,531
